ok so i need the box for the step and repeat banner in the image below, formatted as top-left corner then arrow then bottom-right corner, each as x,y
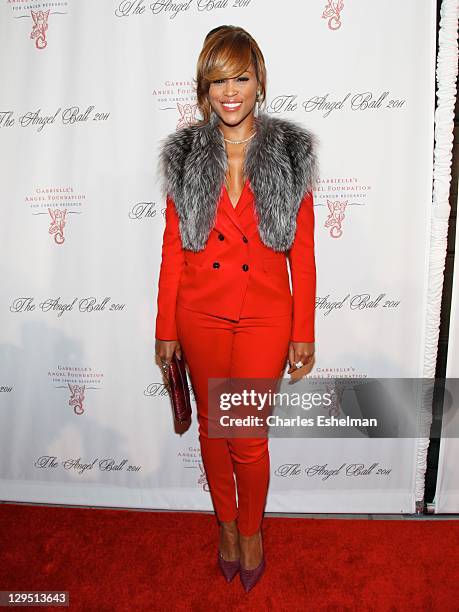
0,0 -> 439,512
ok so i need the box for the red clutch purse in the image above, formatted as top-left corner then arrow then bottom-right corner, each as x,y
167,353 -> 192,423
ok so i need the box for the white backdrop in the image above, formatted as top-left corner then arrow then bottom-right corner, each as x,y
0,0 -> 442,512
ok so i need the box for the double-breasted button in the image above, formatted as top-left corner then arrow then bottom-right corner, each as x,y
242,236 -> 248,243
242,264 -> 249,271
213,261 -> 220,269
218,233 -> 225,241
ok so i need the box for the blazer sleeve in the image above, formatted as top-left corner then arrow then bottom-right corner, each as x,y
155,194 -> 185,341
287,190 -> 317,343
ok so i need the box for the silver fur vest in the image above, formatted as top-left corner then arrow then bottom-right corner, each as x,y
158,110 -> 319,252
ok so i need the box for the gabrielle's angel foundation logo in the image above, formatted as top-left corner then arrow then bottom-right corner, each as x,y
322,0 -> 344,31
49,365 -> 104,415
30,9 -> 50,49
48,208 -> 67,244
152,78 -> 198,128
177,445 -> 209,491
68,383 -> 86,415
324,199 -> 348,238
197,463 -> 210,492
325,382 -> 344,418
317,177 -> 371,238
27,185 -> 84,243
176,103 -> 198,129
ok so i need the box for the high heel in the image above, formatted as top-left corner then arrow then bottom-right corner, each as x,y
217,550 -> 240,582
218,521 -> 240,582
239,556 -> 265,592
239,531 -> 265,593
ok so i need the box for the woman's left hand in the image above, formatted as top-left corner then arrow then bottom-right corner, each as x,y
287,342 -> 315,377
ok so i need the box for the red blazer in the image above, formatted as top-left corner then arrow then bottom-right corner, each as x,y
155,179 -> 316,343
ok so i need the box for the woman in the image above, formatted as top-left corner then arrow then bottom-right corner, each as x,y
155,25 -> 318,592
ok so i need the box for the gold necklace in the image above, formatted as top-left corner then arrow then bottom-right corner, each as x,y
223,131 -> 256,145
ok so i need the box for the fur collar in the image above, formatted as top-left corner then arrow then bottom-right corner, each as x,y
158,110 -> 319,252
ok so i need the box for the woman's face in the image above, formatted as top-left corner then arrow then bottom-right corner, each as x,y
207,62 -> 259,126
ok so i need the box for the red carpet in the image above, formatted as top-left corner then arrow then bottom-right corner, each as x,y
0,503 -> 457,611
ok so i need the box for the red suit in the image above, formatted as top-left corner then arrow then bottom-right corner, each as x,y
155,178 -> 316,535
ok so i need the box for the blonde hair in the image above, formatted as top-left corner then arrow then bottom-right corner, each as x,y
194,25 -> 267,124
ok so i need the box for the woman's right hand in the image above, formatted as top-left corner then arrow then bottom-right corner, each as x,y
155,339 -> 182,381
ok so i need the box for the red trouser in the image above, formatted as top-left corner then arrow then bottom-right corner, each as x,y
175,303 -> 291,536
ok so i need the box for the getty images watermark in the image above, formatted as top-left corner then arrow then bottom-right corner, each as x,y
206,377 -> 459,439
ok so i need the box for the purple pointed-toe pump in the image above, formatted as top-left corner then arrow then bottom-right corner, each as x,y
239,556 -> 266,592
217,550 -> 240,582
239,530 -> 265,592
